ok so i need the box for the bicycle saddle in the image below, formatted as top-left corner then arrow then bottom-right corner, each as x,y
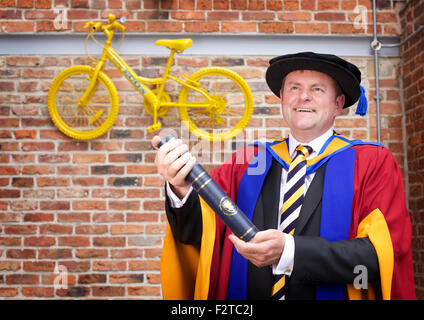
155,38 -> 193,52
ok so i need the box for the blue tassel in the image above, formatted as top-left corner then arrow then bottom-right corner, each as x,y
355,85 -> 368,116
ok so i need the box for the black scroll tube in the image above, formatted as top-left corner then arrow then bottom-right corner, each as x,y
157,134 -> 258,242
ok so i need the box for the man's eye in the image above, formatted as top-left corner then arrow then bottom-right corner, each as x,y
291,86 -> 299,90
313,87 -> 323,92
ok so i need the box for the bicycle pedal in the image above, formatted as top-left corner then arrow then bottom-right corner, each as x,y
147,122 -> 162,133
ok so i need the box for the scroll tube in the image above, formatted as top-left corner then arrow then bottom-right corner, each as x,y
157,134 -> 258,242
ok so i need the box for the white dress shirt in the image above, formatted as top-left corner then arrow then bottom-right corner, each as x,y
166,128 -> 335,277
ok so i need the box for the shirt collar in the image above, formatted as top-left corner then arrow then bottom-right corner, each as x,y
288,128 -> 334,158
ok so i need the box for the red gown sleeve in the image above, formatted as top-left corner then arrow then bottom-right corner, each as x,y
350,145 -> 415,299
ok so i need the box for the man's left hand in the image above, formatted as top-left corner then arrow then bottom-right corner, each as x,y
228,230 -> 285,268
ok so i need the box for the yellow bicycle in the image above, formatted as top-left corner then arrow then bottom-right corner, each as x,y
47,14 -> 253,141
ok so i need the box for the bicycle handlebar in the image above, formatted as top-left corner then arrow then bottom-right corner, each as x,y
83,13 -> 126,34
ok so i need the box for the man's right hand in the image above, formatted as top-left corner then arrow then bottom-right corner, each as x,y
152,136 -> 196,199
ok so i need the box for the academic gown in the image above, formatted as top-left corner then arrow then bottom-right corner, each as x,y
160,135 -> 416,300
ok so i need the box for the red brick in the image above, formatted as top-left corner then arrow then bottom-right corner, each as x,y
0,260 -> 20,271
127,285 -> 161,296
0,81 -> 14,91
185,22 -> 220,32
92,286 -> 125,296
0,0 -> 15,7
171,11 -> 204,20
111,225 -> 144,234
110,273 -> 143,283
279,11 -> 312,21
0,288 -> 19,297
111,249 -> 143,259
0,190 -> 20,198
21,142 -> 55,151
71,0 -> 89,8
93,260 -> 126,271
317,0 -> 339,10
249,0 -> 265,10
0,213 -> 20,222
222,22 -> 257,33
22,287 -> 54,297
214,0 -> 229,9
75,225 -> 107,235
93,237 -> 126,247
5,225 -> 37,234
21,165 -> 53,175
17,0 -> 33,8
109,200 -> 140,211
258,22 -> 293,33
39,224 -> 73,234
75,249 -> 108,258
208,11 -> 239,20
300,0 -> 314,10
147,21 -> 182,32
78,274 -> 107,284
315,12 -> 346,21
243,12 -> 275,20
38,249 -> 73,259
59,261 -> 90,272
6,274 -> 39,284
23,261 -> 55,272
73,200 -> 106,210
24,237 -> 56,247
35,0 -> 51,8
59,236 -> 90,247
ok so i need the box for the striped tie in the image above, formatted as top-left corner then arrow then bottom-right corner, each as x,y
271,144 -> 313,300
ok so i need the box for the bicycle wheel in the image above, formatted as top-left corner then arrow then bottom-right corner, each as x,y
178,67 -> 253,141
48,65 -> 119,140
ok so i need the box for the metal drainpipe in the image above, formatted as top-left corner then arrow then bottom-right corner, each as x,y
371,0 -> 424,144
371,0 -> 382,144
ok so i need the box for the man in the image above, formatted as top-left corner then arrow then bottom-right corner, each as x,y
153,52 -> 415,300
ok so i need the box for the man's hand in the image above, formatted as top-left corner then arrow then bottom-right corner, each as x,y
228,229 -> 286,268
152,135 -> 196,199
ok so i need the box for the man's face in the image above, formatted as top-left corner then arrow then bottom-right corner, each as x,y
280,70 -> 345,142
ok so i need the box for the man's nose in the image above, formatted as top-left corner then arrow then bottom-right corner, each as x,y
301,89 -> 312,101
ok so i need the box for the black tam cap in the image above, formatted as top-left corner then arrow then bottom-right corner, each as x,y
265,52 -> 363,109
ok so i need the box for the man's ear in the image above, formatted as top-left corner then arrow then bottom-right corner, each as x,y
335,94 -> 345,115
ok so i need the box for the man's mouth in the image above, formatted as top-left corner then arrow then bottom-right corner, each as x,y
294,108 -> 315,113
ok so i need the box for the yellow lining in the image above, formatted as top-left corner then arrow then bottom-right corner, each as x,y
347,208 -> 394,300
160,196 -> 215,300
270,135 -> 350,167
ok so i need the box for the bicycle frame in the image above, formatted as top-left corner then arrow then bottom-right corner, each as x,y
79,33 -> 214,126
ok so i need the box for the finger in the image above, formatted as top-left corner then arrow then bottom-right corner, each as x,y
172,155 -> 196,182
166,152 -> 192,182
164,142 -> 189,167
249,230 -> 277,243
151,135 -> 162,149
156,137 -> 179,161
229,233 -> 256,255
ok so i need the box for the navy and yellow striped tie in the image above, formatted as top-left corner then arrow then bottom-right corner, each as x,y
271,145 -> 313,300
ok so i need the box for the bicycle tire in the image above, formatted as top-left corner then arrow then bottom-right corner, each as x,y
47,65 -> 119,140
178,67 -> 253,141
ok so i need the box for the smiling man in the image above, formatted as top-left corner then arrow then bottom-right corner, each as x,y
154,52 -> 416,300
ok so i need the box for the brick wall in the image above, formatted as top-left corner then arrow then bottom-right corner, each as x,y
0,0 -> 415,299
0,0 -> 401,35
400,0 -> 424,300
